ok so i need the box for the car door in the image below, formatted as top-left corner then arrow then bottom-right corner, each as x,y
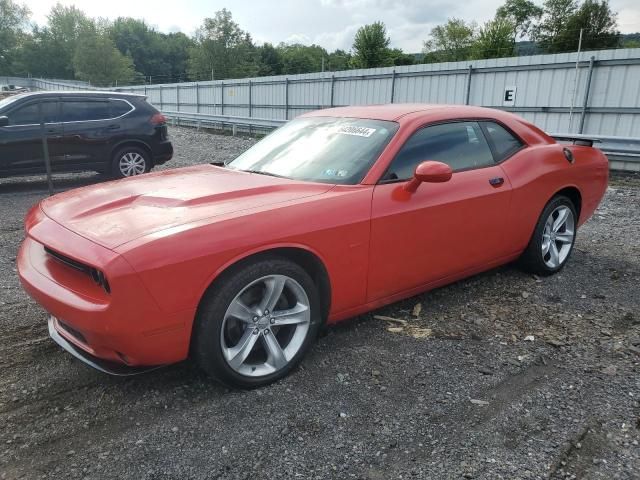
367,121 -> 513,302
0,98 -> 62,174
59,98 -> 115,171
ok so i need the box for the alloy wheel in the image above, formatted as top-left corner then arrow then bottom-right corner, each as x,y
118,152 -> 146,177
220,274 -> 311,377
541,205 -> 575,268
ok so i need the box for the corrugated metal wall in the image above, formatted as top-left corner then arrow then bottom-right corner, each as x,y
23,48 -> 640,137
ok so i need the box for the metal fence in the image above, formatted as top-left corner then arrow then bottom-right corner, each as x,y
7,48 -> 640,170
12,48 -> 640,137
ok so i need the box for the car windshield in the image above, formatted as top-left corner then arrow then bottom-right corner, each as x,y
227,117 -> 399,184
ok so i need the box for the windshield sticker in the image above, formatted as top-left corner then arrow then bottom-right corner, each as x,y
335,126 -> 376,138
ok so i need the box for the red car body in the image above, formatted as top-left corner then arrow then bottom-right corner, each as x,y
17,105 -> 609,370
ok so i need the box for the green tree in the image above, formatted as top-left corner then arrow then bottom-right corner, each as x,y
533,0 -> 578,52
164,32 -> 194,81
0,0 -> 30,75
45,4 -> 94,78
187,9 -> 257,80
108,18 -> 168,80
73,28 -> 135,86
389,48 -> 415,66
256,42 -> 283,76
327,49 -> 352,71
351,21 -> 392,68
496,0 -> 543,41
279,43 -> 327,74
471,17 -> 516,59
423,18 -> 477,62
556,0 -> 620,51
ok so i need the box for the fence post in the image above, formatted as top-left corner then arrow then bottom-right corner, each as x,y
221,82 -> 225,115
159,85 -> 163,111
196,83 -> 200,113
578,56 -> 595,134
176,84 -> 180,112
285,78 -> 289,120
390,70 -> 396,103
330,75 -> 335,107
248,80 -> 252,118
465,65 -> 473,105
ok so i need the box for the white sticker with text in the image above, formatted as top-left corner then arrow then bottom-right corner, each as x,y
335,126 -> 376,137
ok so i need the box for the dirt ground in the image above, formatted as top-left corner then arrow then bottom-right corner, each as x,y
0,127 -> 639,479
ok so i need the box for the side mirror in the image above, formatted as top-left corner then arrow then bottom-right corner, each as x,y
404,161 -> 453,193
0,116 -> 8,127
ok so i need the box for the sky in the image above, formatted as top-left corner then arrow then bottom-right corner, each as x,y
26,0 -> 640,52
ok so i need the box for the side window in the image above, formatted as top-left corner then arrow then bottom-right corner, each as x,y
110,99 -> 133,117
385,121 -> 495,180
9,102 -> 59,126
60,101 -> 111,122
483,122 -> 524,161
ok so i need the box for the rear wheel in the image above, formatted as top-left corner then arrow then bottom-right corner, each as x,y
193,257 -> 321,388
111,146 -> 150,179
519,195 -> 577,275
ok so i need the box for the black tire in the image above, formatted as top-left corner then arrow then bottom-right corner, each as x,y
519,195 -> 577,276
192,256 -> 322,389
111,146 -> 151,179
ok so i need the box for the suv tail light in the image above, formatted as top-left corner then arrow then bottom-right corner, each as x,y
150,113 -> 167,125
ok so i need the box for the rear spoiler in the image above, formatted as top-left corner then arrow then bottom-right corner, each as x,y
551,134 -> 602,147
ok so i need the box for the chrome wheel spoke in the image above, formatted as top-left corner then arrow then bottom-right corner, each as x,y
271,302 -> 309,326
552,207 -> 569,232
556,232 -> 573,244
259,276 -> 286,314
262,331 -> 287,369
227,298 -> 256,323
224,328 -> 259,369
549,242 -> 560,267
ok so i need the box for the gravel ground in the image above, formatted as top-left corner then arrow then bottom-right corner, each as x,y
0,127 -> 639,480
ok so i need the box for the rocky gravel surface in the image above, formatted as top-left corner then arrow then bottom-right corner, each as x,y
0,127 -> 639,479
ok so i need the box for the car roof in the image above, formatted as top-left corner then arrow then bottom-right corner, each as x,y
301,103 -> 513,122
8,91 -> 145,100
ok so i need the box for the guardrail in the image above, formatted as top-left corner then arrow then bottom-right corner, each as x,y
164,111 -> 640,172
163,111 -> 285,135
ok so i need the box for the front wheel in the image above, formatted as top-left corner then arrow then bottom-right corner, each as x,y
193,257 -> 322,388
519,195 -> 577,275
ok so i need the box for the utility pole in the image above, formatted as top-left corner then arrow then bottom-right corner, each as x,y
568,28 -> 583,132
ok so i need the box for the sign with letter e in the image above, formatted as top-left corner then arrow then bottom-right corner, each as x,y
503,86 -> 517,106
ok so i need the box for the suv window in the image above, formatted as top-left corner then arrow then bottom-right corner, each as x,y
8,101 -> 59,126
60,100 -> 111,122
385,121 -> 494,181
110,99 -> 133,117
483,122 -> 523,161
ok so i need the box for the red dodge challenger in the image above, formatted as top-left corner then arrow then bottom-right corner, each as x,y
17,104 -> 608,388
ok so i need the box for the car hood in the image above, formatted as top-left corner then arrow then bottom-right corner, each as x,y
40,165 -> 334,249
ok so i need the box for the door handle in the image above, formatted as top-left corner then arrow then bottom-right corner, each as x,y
489,177 -> 504,187
107,124 -> 120,130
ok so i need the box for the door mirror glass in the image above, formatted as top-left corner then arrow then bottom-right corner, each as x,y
405,161 -> 453,193
0,116 -> 8,127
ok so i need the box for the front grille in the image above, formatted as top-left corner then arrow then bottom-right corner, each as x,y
44,246 -> 110,293
44,246 -> 93,275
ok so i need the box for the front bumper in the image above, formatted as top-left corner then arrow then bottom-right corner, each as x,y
48,316 -> 162,376
17,212 -> 194,369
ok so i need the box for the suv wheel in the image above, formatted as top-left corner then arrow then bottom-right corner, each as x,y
112,146 -> 151,178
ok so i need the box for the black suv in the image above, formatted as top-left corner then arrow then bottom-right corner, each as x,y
0,91 -> 173,179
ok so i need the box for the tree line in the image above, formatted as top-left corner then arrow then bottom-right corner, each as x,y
0,0 -> 635,87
